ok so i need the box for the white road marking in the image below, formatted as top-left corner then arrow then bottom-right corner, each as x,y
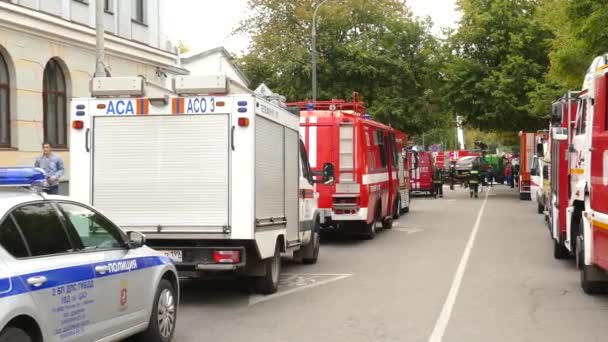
249,273 -> 353,306
428,189 -> 489,342
393,227 -> 424,234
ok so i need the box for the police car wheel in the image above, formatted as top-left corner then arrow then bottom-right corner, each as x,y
0,327 -> 32,342
137,279 -> 177,342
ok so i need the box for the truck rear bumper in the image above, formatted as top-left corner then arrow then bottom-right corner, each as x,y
145,241 -> 250,277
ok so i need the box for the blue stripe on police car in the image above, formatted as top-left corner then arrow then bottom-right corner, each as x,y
0,256 -> 170,299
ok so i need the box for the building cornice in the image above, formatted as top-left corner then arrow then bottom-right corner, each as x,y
0,2 -> 188,75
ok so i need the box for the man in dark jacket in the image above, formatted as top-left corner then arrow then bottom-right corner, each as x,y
433,166 -> 443,198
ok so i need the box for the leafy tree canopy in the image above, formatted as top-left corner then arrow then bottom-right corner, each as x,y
236,0 -> 448,135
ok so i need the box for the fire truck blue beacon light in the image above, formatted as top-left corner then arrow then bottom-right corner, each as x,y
0,167 -> 46,187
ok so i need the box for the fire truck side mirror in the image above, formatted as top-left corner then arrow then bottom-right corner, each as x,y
536,143 -> 544,158
552,127 -> 568,141
319,163 -> 335,185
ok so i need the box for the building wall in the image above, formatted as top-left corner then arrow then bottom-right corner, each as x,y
0,1 -> 184,195
11,0 -> 169,51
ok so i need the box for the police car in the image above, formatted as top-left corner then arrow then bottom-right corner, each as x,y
0,167 -> 179,342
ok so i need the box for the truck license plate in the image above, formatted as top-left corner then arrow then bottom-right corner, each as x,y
159,250 -> 182,263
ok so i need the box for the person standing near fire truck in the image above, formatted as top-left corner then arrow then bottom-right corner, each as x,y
432,165 -> 443,198
469,163 -> 482,198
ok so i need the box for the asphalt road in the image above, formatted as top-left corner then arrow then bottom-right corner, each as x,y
172,185 -> 608,342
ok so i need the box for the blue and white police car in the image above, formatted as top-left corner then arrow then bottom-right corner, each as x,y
0,167 -> 179,342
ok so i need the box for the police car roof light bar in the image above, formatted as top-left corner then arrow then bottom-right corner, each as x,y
0,167 -> 46,187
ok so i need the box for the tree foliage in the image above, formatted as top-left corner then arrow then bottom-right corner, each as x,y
441,0 -> 554,132
236,0 -> 608,141
236,0 -> 448,135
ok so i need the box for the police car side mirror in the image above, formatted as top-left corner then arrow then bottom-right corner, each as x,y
127,231 -> 146,249
316,162 -> 335,185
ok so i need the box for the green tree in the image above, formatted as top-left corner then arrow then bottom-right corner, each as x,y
441,0 -> 554,132
539,0 -> 608,90
236,0 -> 446,135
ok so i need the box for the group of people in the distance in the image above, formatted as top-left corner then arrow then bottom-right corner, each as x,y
431,155 -> 520,199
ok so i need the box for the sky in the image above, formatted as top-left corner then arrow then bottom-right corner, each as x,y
163,0 -> 461,56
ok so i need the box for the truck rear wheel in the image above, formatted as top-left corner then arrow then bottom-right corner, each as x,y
553,240 -> 570,260
537,201 -> 543,214
382,217 -> 393,230
301,220 -> 320,264
363,219 -> 377,240
252,243 -> 281,294
581,264 -> 608,295
393,197 -> 401,220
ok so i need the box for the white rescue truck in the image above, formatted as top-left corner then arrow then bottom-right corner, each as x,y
70,75 -> 334,294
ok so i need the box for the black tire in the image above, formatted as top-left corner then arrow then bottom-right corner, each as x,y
537,201 -> 543,214
553,240 -> 570,260
393,197 -> 401,220
363,219 -> 377,240
382,217 -> 393,230
302,221 -> 320,264
134,279 -> 177,342
252,243 -> 281,294
581,264 -> 608,295
0,327 -> 32,342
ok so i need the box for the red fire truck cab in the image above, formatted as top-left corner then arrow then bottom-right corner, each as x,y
291,96 -> 408,239
548,91 -> 579,259
519,131 -> 535,200
561,55 -> 608,294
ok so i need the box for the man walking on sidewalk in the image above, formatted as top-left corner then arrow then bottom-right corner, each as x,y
35,142 -> 65,194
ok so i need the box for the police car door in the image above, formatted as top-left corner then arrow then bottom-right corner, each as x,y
4,202 -> 100,341
55,201 -> 153,339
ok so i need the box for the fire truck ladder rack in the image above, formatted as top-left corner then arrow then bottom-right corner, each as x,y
288,92 -> 367,116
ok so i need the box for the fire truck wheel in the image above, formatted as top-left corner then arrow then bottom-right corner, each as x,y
0,327 -> 32,342
392,197 -> 401,220
363,220 -> 377,240
575,225 -> 584,270
382,217 -> 393,230
581,264 -> 608,295
537,201 -> 543,214
553,240 -> 570,260
302,220 -> 321,265
252,243 -> 281,294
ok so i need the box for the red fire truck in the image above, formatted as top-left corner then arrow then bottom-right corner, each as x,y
409,150 -> 435,195
559,55 -> 608,294
394,131 -> 412,217
548,91 -> 579,259
519,131 -> 535,200
291,96 -> 408,239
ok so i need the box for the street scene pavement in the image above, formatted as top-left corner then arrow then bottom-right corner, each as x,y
174,185 -> 608,342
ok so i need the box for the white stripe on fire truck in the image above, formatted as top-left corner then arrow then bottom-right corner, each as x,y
309,116 -> 317,168
362,172 -> 389,185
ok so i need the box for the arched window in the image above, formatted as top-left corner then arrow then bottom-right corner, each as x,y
43,59 -> 67,148
0,53 -> 9,148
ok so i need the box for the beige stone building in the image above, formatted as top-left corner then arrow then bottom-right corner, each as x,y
0,0 -> 186,191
